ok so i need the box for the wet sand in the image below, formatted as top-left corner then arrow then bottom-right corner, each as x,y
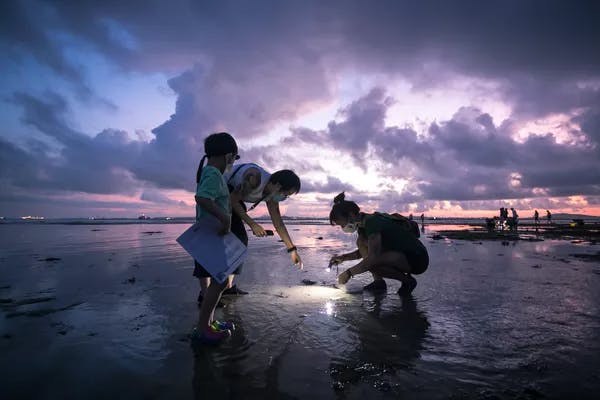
1,223 -> 600,399
435,222 -> 600,244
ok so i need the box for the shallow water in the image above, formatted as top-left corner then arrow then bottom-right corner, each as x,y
1,223 -> 599,399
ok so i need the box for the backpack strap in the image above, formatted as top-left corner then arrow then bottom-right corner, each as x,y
227,164 -> 246,183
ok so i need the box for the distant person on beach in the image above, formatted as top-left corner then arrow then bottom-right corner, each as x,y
420,213 -> 425,232
328,192 -> 428,297
502,208 -> 510,229
190,132 -> 240,344
546,210 -> 552,225
510,207 -> 519,231
194,163 -> 303,305
534,210 -> 540,226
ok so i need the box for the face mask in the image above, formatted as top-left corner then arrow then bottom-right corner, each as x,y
342,222 -> 358,233
224,154 -> 236,173
271,193 -> 288,203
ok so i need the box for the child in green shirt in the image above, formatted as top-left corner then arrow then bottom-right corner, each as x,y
190,132 -> 240,345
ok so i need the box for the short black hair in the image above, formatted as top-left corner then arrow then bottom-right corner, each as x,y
196,132 -> 238,182
205,132 -> 238,157
269,170 -> 301,194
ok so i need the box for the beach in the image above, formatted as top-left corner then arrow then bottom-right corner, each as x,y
1,221 -> 599,399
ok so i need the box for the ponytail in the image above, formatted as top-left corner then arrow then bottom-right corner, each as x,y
333,192 -> 346,204
196,155 -> 207,183
329,192 -> 360,225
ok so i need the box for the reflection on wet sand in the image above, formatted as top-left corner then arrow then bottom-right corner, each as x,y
191,294 -> 429,398
1,223 -> 600,399
329,296 -> 429,394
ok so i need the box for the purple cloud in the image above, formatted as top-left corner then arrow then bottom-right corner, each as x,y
1,0 -> 599,216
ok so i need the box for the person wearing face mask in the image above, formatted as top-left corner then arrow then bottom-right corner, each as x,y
190,132 -> 239,344
328,192 -> 428,297
194,162 -> 303,305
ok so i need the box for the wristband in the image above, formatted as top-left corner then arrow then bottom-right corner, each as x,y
286,246 -> 297,253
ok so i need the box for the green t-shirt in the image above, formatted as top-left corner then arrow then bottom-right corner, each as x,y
195,166 -> 231,221
363,213 -> 424,254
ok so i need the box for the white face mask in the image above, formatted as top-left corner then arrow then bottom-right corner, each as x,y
224,154 -> 235,173
342,222 -> 358,233
270,193 -> 288,203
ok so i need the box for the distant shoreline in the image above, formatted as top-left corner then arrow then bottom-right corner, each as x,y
1,217 -> 599,226
433,222 -> 600,244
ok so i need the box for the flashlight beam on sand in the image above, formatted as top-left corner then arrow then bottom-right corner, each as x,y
325,260 -> 339,274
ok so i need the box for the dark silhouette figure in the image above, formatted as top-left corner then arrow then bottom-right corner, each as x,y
509,207 -> 519,231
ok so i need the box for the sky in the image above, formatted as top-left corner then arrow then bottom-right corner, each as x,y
1,0 -> 599,218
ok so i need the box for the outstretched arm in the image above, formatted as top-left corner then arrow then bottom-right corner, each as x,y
338,233 -> 382,283
267,199 -> 302,267
330,249 -> 362,265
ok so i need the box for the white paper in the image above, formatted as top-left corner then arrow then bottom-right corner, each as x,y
176,216 -> 247,283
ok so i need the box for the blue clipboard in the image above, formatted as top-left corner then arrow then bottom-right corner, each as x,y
176,216 -> 247,283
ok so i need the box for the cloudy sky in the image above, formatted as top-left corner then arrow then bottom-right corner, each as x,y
1,0 -> 599,218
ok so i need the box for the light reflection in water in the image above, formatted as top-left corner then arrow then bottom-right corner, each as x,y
3,223 -> 600,399
325,301 -> 334,316
281,285 -> 343,301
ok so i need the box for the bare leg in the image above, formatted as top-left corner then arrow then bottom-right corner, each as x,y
358,236 -> 385,288
222,273 -> 248,295
372,251 -> 412,272
199,277 -> 210,292
369,252 -> 418,296
198,277 -> 210,301
372,265 -> 412,283
197,280 -> 228,330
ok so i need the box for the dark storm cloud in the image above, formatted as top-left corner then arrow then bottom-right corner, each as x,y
14,1 -> 599,77
4,0 -> 599,129
0,1 -> 119,106
301,176 -> 358,194
0,2 -> 86,87
4,92 -> 141,194
4,1 -> 599,116
1,0 -> 599,214
4,91 -> 206,194
3,83 -> 598,212
574,108 -> 600,146
1,91 -> 319,198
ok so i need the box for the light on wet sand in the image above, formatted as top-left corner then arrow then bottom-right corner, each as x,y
325,261 -> 338,274
283,286 -> 343,301
325,301 -> 334,316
